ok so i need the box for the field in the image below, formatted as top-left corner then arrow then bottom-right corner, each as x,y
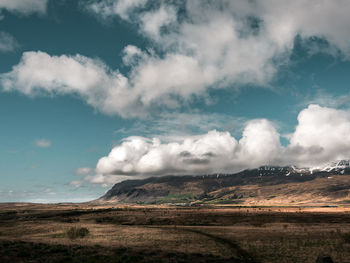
1,203 -> 350,263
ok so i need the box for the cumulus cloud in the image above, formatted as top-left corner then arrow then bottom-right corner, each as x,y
96,119 -> 281,177
90,119 -> 282,186
35,138 -> 51,148
0,0 -> 47,15
0,51 -> 145,118
3,1 -> 350,117
0,31 -> 19,52
285,104 -> 350,166
0,49 -> 228,117
139,5 -> 177,41
254,0 -> 350,57
0,47 -> 270,117
85,0 -> 350,107
81,105 -> 350,186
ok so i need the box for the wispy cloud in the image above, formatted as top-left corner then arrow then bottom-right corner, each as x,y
75,167 -> 92,176
28,163 -> 40,169
299,89 -> 350,109
35,138 -> 51,148
0,0 -> 47,16
115,112 -> 245,140
0,31 -> 19,53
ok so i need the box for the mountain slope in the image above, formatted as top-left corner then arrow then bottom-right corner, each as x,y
99,163 -> 350,205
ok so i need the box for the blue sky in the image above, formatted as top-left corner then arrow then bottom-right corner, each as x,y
1,0 -> 350,202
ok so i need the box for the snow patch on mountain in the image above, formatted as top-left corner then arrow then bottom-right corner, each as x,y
257,160 -> 350,176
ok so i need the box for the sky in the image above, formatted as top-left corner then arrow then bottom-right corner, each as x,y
1,0 -> 350,203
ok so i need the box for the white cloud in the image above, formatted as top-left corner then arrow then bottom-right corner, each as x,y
238,119 -> 281,165
0,50 -> 241,117
139,5 -> 177,40
254,0 -> 350,57
0,31 -> 19,52
84,105 -> 350,186
92,119 -> 282,186
2,2 -> 350,117
35,138 -> 51,148
4,0 -> 348,117
0,0 -> 47,15
0,51 -> 146,118
84,0 -> 350,100
285,104 -> 350,166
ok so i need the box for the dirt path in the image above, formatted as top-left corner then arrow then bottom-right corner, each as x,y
147,225 -> 259,263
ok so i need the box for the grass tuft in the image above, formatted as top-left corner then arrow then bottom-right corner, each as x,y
66,227 -> 89,240
342,232 -> 350,243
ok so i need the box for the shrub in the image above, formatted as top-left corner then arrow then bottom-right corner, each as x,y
342,232 -> 350,243
66,227 -> 89,240
61,217 -> 80,223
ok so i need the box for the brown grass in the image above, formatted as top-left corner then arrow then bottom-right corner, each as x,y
1,203 -> 350,262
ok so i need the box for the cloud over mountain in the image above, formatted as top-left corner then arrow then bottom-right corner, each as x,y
76,105 -> 350,186
286,104 -> 350,166
96,118 -> 281,176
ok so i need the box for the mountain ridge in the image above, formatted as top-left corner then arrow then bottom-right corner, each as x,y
98,160 -> 350,205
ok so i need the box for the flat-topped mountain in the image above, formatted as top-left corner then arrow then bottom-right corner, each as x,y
98,161 -> 350,205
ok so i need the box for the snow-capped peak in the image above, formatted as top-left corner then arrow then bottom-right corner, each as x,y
316,159 -> 350,172
257,160 -> 350,176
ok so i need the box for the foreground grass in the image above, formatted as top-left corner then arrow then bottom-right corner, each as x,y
0,240 -> 248,263
1,204 -> 350,262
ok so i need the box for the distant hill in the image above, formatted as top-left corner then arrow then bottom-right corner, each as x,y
98,161 -> 350,206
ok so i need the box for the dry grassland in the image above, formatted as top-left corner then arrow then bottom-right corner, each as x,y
1,203 -> 350,262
